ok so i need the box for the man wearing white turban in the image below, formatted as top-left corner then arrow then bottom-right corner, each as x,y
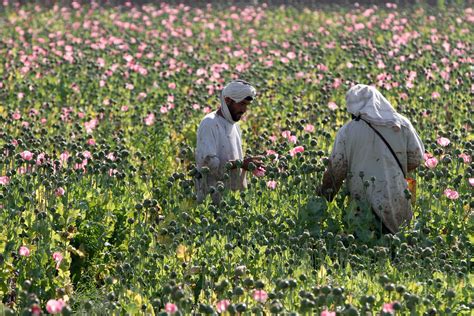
195,79 -> 262,204
318,84 -> 424,235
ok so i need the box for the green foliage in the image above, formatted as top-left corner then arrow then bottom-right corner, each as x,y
0,1 -> 472,315
297,196 -> 328,236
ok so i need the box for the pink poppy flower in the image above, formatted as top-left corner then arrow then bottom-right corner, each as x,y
289,135 -> 298,144
121,105 -> 129,112
253,289 -> 268,303
423,152 -> 433,161
0,176 -> 10,186
55,187 -> 65,197
253,167 -> 266,177
46,299 -> 65,314
281,130 -> 292,139
60,152 -> 70,165
458,153 -> 471,164
96,57 -> 105,67
36,153 -> 46,165
295,71 -> 305,79
28,107 -> 39,116
264,60 -> 273,67
87,138 -> 96,146
304,124 -> 315,132
317,63 -> 328,72
19,246 -> 31,257
267,180 -> 277,190
52,252 -> 63,270
321,311 -> 336,316
424,157 -> 438,169
266,149 -> 277,155
287,51 -> 297,59
20,150 -> 34,161
106,153 -> 116,161
31,304 -> 42,315
196,68 -> 207,76
74,160 -> 88,172
431,91 -> 441,99
144,113 -> 155,126
216,299 -> 231,313
469,178 -> 474,186
289,146 -> 305,157
383,302 -> 395,314
328,102 -> 338,111
160,106 -> 168,114
84,118 -> 99,133
165,303 -> 178,314
444,188 -> 459,200
12,111 -> 22,120
437,137 -> 450,147
71,83 -> 81,93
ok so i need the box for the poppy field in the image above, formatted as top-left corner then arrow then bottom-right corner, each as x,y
0,1 -> 473,315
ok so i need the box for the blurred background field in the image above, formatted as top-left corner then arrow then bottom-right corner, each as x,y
0,1 -> 472,315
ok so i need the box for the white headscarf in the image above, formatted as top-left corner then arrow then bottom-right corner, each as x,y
220,80 -> 257,124
346,84 -> 408,129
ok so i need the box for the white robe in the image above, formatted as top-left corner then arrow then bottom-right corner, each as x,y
195,111 -> 247,203
329,116 -> 424,233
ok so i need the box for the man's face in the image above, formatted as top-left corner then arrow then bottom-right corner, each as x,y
225,96 -> 252,121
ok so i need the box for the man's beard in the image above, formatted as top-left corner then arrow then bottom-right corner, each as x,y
231,111 -> 244,121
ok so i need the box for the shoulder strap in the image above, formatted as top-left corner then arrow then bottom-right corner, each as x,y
354,116 -> 406,177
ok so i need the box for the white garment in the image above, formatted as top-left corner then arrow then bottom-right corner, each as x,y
346,84 -> 409,130
195,111 -> 247,203
329,118 -> 424,233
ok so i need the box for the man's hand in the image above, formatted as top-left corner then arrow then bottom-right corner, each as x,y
243,156 -> 264,171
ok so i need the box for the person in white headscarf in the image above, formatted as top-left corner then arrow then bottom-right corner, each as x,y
195,79 -> 262,204
318,84 -> 424,235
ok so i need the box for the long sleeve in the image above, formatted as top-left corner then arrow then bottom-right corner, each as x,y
406,123 -> 424,171
196,121 -> 220,176
321,126 -> 349,201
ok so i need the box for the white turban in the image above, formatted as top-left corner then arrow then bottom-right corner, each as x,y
346,84 -> 408,129
220,80 -> 257,124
